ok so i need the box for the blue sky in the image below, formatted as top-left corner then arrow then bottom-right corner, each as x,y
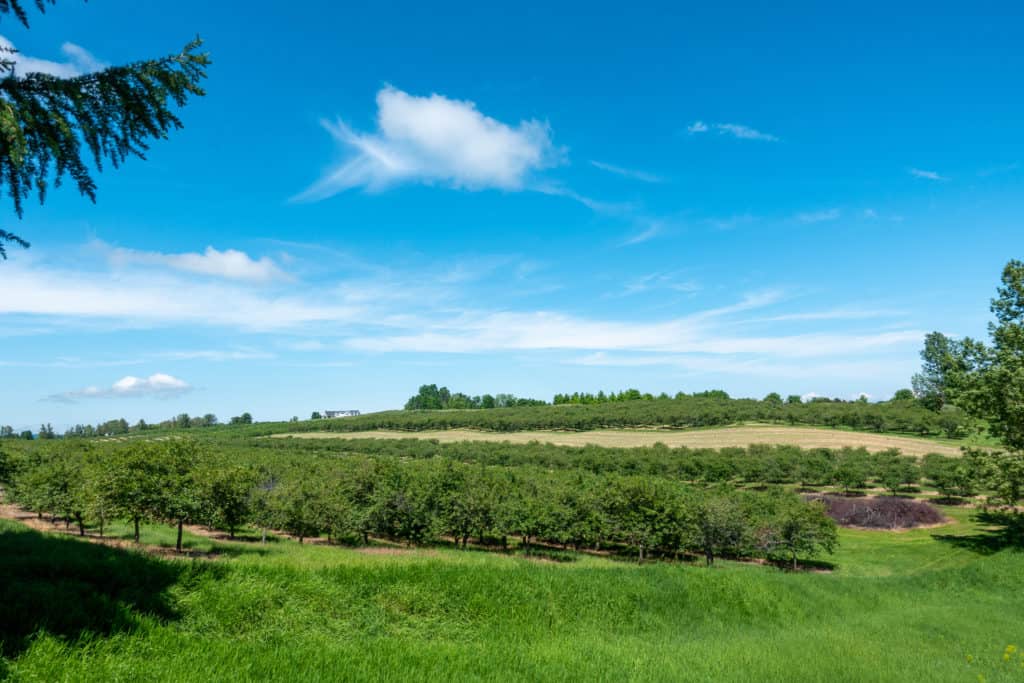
1,1 -> 1022,430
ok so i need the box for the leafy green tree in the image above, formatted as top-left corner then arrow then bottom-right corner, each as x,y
834,451 -> 869,495
942,262 -> 1024,450
100,442 -> 165,542
967,448 -> 1024,508
759,494 -> 838,570
0,3 -> 208,258
922,454 -> 976,499
199,463 -> 255,539
269,474 -> 326,543
875,450 -> 918,496
688,490 -> 749,566
913,331 -> 969,412
892,388 -> 916,402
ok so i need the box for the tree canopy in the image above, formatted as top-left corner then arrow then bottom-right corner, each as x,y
0,1 -> 208,257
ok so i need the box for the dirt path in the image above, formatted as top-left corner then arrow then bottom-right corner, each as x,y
274,425 -> 963,457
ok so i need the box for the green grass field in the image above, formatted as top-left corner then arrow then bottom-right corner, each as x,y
2,505 -> 1022,682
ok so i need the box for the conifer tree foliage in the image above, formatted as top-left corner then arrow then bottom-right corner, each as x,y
0,0 -> 209,257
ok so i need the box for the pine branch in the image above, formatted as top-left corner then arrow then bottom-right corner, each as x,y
0,37 -> 209,219
0,0 -> 55,28
0,227 -> 29,258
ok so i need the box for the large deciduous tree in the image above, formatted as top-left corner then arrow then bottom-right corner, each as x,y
0,0 -> 208,258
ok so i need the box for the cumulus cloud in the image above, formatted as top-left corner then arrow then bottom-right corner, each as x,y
795,208 -> 840,223
590,160 -> 663,183
107,244 -> 287,282
688,121 -> 778,141
46,373 -> 192,403
0,36 -> 105,77
296,86 -> 562,199
909,168 -> 948,181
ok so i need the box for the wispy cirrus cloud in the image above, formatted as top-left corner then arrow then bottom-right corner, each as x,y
620,223 -> 664,246
688,121 -> 779,141
106,243 -> 288,283
909,168 -> 948,181
590,160 -> 663,183
795,208 -> 840,224
295,86 -> 563,200
617,272 -> 701,297
45,373 -> 192,403
0,35 -> 106,77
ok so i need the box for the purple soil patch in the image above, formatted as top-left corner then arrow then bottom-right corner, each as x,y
806,494 -> 946,529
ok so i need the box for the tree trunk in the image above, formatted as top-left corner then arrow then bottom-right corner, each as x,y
638,544 -> 644,564
229,525 -> 236,540
76,513 -> 85,536
176,519 -> 184,553
792,552 -> 798,571
99,517 -> 105,538
133,517 -> 140,543
705,549 -> 714,566
261,526 -> 267,544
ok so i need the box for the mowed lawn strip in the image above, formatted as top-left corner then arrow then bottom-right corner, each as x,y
273,425 -> 963,457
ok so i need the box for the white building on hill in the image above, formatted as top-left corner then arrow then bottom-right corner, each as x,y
322,410 -> 360,418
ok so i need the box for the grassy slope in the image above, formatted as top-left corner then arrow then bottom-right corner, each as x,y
3,508 -> 1022,682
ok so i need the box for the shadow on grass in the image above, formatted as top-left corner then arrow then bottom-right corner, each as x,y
932,510 -> 1024,555
0,524 -> 191,658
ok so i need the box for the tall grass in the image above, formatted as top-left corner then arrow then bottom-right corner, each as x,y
2,508 -> 1022,682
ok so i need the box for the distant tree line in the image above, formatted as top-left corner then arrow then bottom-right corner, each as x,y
1,412 -> 256,440
404,384 -> 546,410
271,394 -> 970,438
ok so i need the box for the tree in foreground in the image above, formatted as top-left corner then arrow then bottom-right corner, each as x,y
759,494 -> 838,570
0,1 -> 209,257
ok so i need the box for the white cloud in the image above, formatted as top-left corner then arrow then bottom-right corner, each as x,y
909,168 -> 948,181
863,208 -> 878,219
620,223 -> 664,246
344,303 -> 923,358
687,121 -> 778,141
0,261 -> 360,331
707,214 -> 756,231
714,123 -> 779,141
756,308 -> 901,323
154,349 -> 274,361
0,36 -> 105,77
618,272 -> 701,297
296,86 -> 562,199
46,373 -> 192,403
571,353 -> 913,381
795,208 -> 840,223
590,160 -> 663,183
107,244 -> 287,283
